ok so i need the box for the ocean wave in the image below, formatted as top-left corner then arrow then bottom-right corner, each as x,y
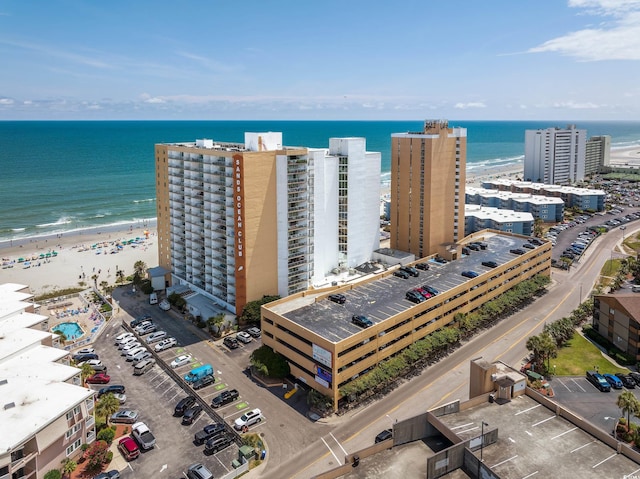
467,155 -> 524,171
11,228 -> 26,232
612,140 -> 640,149
133,198 -> 156,204
36,217 -> 73,228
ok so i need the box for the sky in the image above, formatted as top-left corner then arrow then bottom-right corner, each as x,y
1,0 -> 640,121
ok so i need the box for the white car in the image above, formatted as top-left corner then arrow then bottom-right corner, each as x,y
159,299 -> 171,311
117,336 -> 138,349
75,347 -> 96,356
113,393 -> 126,404
236,331 -> 252,344
170,354 -> 192,369
234,408 -> 263,430
78,359 -> 106,372
115,331 -> 134,343
154,337 -> 177,351
120,341 -> 142,355
146,331 -> 167,344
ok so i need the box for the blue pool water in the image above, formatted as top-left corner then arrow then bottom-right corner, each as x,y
52,322 -> 84,340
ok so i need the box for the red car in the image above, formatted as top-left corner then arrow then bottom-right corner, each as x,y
117,436 -> 140,461
86,372 -> 111,384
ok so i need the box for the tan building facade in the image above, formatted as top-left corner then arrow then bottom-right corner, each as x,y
390,120 -> 467,259
262,231 -> 551,411
593,294 -> 640,360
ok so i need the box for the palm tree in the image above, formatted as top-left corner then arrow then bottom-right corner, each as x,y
134,260 -> 147,278
61,458 -> 77,479
79,363 -> 95,385
618,390 -> 639,426
96,393 -> 120,422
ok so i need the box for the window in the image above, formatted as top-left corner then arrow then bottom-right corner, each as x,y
66,411 -> 74,421
66,423 -> 81,439
74,405 -> 81,416
66,438 -> 82,456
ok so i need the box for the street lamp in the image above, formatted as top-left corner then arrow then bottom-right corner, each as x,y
478,421 -> 489,477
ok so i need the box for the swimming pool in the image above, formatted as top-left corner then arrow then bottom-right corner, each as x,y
52,322 -> 84,340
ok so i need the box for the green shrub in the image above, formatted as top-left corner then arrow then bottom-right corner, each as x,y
97,427 -> 116,444
44,470 -> 62,479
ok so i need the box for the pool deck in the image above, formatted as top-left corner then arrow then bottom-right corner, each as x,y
45,292 -> 106,351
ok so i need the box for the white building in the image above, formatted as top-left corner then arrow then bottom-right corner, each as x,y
0,283 -> 95,479
156,133 -> 381,314
524,125 -> 587,185
585,135 -> 611,175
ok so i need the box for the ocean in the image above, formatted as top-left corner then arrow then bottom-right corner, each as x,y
2,120 -> 640,243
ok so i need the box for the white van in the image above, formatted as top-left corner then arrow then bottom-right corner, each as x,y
133,358 -> 156,376
125,346 -> 147,361
149,292 -> 158,305
145,331 -> 167,344
632,285 -> 640,293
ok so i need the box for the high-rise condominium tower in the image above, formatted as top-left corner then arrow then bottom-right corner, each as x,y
155,133 -> 380,314
390,120 -> 467,258
524,125 -> 587,185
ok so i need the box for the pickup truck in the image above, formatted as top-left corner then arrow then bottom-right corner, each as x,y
194,423 -> 226,445
131,421 -> 156,450
211,389 -> 239,408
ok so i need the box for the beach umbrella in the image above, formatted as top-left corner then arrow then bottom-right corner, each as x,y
18,257 -> 24,262
39,253 -> 45,259
52,251 -> 58,256
45,253 -> 51,258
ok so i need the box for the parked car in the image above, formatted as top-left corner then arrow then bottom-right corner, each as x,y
131,350 -> 153,364
117,336 -> 138,349
134,321 -> 153,333
211,389 -> 239,408
154,337 -> 177,351
186,463 -> 214,479
328,293 -> 346,304
603,373 -> 623,389
375,429 -> 393,443
422,285 -> 439,296
223,336 -> 239,349
246,327 -> 261,338
86,373 -> 111,384
182,404 -> 204,425
461,271 -> 479,279
115,331 -> 134,343
509,248 -> 525,255
234,408 -> 263,430
78,359 -> 107,372
434,256 -> 448,264
130,315 -> 152,328
74,347 -> 96,356
414,262 -> 430,271
629,371 -> 640,386
159,299 -> 171,311
93,470 -> 120,479
194,423 -> 226,445
98,385 -> 125,397
73,353 -> 99,363
117,436 -> 140,461
125,346 -> 147,361
110,410 -> 139,424
522,243 -> 535,250
351,315 -> 373,328
171,354 -> 192,369
406,290 -> 425,304
400,266 -> 419,277
586,370 -> 611,392
174,396 -> 197,417
192,374 -> 216,390
393,269 -> 409,279
615,373 -> 636,388
120,341 -> 142,354
481,261 -> 498,268
145,331 -> 167,344
236,331 -> 252,344
112,393 -> 127,404
204,434 -> 233,455
137,323 -> 158,335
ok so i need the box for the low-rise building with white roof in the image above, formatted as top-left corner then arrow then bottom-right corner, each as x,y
464,205 -> 534,236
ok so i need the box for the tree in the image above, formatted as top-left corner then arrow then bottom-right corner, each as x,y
61,458 -> 77,479
618,390 -> 640,426
238,295 -> 280,325
116,269 -> 125,284
44,470 -> 62,479
80,363 -> 95,385
96,393 -> 120,421
83,440 -> 109,472
533,218 -> 544,238
208,314 -> 225,336
133,260 -> 147,284
250,345 -> 290,378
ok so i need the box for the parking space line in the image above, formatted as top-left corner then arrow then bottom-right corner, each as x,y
627,466 -> 640,477
458,426 -> 479,435
551,427 -> 577,440
491,455 -> 518,468
451,422 -> 475,430
592,453 -> 617,468
515,404 -> 542,415
571,440 -> 596,453
570,378 -> 586,392
321,437 -> 341,464
330,432 -> 348,456
531,416 -> 555,427
154,376 -> 170,388
521,471 -> 538,479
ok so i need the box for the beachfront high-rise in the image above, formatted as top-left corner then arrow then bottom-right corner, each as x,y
155,133 -> 381,315
390,120 -> 467,259
585,135 -> 611,175
524,125 -> 587,185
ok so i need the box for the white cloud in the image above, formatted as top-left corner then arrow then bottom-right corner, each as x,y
529,1 -> 640,60
552,101 -> 601,109
0,98 -> 14,105
140,93 -> 166,104
453,102 -> 486,109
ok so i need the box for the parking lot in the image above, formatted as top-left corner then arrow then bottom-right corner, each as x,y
89,316 -> 266,478
550,374 -> 640,433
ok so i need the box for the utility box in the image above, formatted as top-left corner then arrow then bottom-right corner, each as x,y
239,445 -> 256,462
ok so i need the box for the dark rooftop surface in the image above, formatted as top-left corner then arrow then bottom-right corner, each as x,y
278,232 -> 549,343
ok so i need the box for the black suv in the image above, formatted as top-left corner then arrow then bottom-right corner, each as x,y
352,315 -> 373,328
98,385 -> 125,397
192,375 -> 216,390
204,434 -> 233,455
400,266 -> 419,277
393,269 -> 409,279
406,291 -> 425,304
174,395 -> 197,417
182,404 -> 204,425
328,293 -> 346,304
509,248 -> 525,255
194,423 -> 226,445
481,261 -> 498,268
212,389 -> 239,408
223,336 -> 239,349
415,262 -> 429,271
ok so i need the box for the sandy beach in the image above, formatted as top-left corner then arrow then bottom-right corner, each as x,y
609,145 -> 640,166
0,222 -> 159,295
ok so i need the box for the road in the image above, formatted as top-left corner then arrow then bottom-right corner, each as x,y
257,225 -> 635,479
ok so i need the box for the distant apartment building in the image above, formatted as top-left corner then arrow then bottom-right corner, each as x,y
155,133 -> 381,315
0,283 -> 95,478
464,205 -> 534,236
481,179 -> 606,212
592,294 -> 640,361
390,120 -> 466,258
524,125 -> 587,184
585,135 -> 611,175
465,187 -> 564,223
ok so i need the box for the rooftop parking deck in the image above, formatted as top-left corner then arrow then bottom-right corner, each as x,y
280,232 -> 550,343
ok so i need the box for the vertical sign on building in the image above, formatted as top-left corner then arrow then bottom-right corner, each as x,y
233,154 -> 247,313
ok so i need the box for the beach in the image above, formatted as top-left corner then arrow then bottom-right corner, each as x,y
610,145 -> 640,166
0,222 -> 158,296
